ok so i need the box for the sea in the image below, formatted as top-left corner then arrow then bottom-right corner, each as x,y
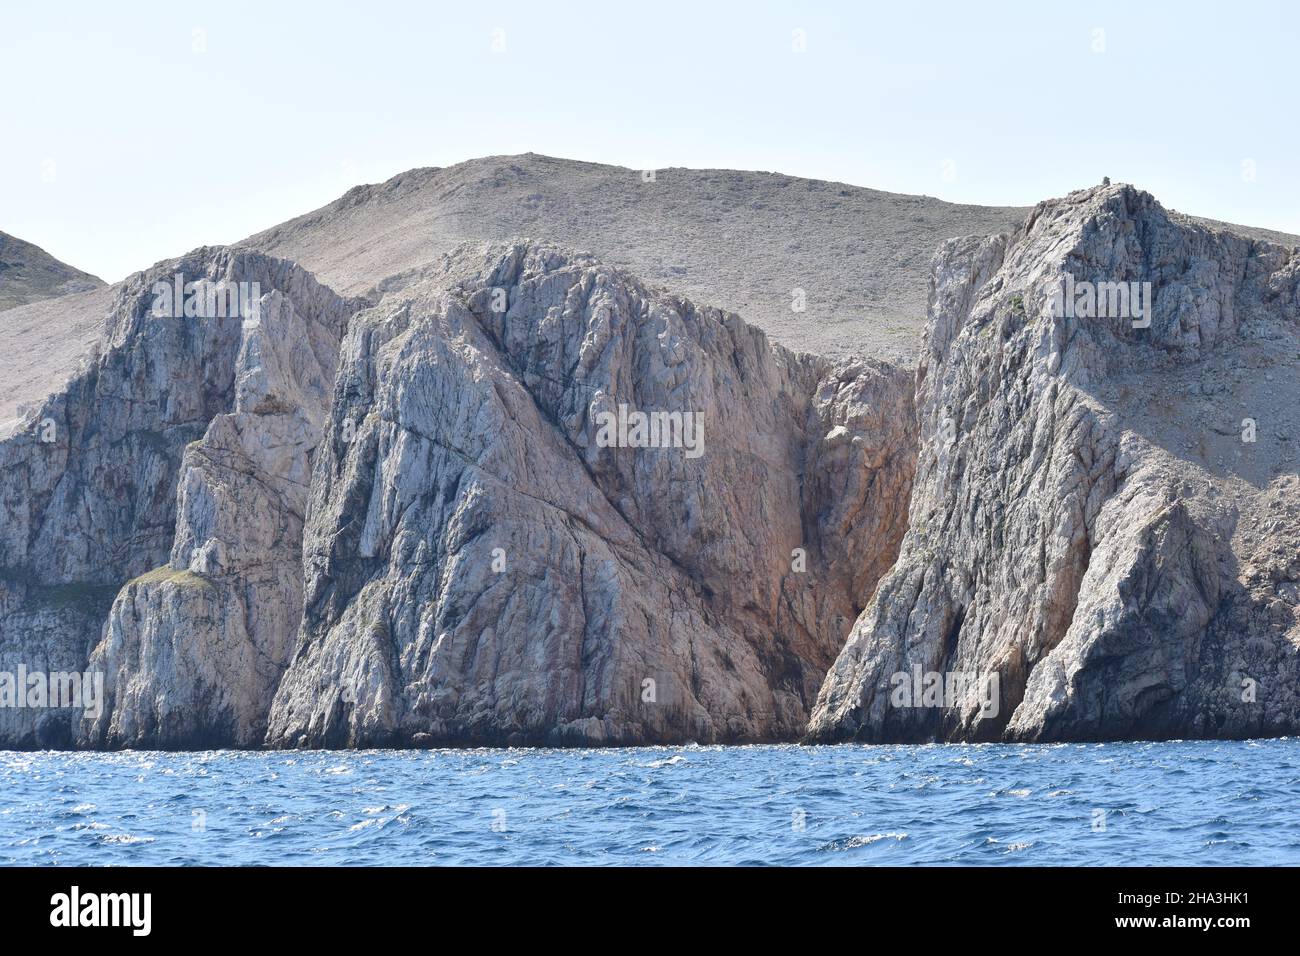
1,740 -> 1296,866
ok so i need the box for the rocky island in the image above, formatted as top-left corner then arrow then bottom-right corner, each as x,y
0,159 -> 1296,748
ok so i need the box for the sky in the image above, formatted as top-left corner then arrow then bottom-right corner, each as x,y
2,0 -> 1297,283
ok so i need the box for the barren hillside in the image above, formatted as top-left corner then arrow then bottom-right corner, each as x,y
0,231 -> 104,312
241,153 -> 1028,364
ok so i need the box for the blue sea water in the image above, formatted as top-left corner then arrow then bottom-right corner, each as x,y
1,740 -> 1297,866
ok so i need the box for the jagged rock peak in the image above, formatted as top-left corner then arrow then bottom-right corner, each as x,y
808,183 -> 1300,743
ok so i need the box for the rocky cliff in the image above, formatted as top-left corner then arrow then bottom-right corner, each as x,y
263,241 -> 914,746
0,239 -> 914,748
0,249 -> 362,747
1,180 -> 1296,750
808,184 -> 1300,743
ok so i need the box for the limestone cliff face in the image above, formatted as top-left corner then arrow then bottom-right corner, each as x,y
81,269 -> 362,749
3,183 -> 1295,750
264,242 -> 915,746
0,238 -> 913,749
808,185 -> 1300,743
0,249 -> 361,747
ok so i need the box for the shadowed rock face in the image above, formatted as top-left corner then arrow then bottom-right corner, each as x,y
808,184 -> 1300,744
0,248 -> 362,748
80,263 -> 364,749
0,251 -> 248,746
264,242 -> 915,747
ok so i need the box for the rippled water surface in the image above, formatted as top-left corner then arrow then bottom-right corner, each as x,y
1,740 -> 1297,865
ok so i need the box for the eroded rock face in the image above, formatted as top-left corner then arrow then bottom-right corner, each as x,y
0,248 -> 361,748
808,185 -> 1300,743
0,251 -> 240,745
0,236 -> 913,749
81,261 -> 362,748
6,182 -> 1294,751
265,241 -> 914,746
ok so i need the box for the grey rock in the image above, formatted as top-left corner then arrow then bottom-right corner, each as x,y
264,241 -> 914,747
1,248 -> 361,748
808,184 -> 1300,743
3,174 -> 1296,751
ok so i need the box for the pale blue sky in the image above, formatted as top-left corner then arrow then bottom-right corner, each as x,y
3,0 -> 1296,282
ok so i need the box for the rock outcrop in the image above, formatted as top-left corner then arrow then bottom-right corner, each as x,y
81,264 -> 362,748
3,178 -> 1296,750
264,241 -> 914,746
808,184 -> 1300,743
0,238 -> 914,748
0,248 -> 361,747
